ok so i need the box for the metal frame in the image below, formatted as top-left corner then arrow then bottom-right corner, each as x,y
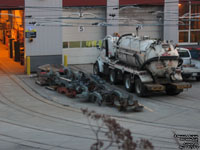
179,1 -> 200,44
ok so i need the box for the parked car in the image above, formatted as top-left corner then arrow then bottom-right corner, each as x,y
177,47 -> 200,81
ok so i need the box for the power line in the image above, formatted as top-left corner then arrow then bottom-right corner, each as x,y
0,0 -> 199,9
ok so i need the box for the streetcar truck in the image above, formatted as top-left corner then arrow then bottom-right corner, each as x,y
93,33 -> 191,96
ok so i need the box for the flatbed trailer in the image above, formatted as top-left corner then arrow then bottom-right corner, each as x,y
94,59 -> 191,97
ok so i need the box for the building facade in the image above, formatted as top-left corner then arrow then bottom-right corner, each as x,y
25,0 -> 63,71
0,0 -> 199,71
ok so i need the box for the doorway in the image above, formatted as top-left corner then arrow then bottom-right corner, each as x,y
0,9 -> 25,74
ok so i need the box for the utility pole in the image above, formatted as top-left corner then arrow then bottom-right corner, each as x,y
107,0 -> 119,36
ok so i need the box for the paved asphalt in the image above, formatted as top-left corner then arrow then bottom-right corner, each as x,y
0,62 -> 199,150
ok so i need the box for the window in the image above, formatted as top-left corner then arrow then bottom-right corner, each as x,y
179,32 -> 188,42
63,42 -> 69,48
191,5 -> 200,30
102,40 -> 106,49
178,51 -> 190,57
63,40 -> 103,48
179,3 -> 200,43
82,41 -> 87,47
69,41 -> 80,48
179,3 -> 189,30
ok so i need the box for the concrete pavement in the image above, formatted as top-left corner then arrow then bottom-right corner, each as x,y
0,66 -> 199,149
0,43 -> 200,149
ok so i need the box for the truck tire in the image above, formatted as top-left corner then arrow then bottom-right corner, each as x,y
124,74 -> 134,92
165,85 -> 182,96
135,77 -> 146,97
93,63 -> 100,76
110,70 -> 117,84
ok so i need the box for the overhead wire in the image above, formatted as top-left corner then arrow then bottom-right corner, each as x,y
0,0 -> 199,27
0,0 -> 199,10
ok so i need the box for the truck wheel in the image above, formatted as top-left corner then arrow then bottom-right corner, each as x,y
110,70 -> 117,84
93,63 -> 100,76
135,78 -> 146,97
165,85 -> 182,96
124,74 -> 134,92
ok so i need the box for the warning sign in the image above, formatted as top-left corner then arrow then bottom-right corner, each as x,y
25,29 -> 37,38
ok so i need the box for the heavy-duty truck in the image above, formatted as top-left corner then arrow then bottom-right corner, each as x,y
93,33 -> 192,97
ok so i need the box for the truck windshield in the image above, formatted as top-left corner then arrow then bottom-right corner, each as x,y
178,51 -> 190,57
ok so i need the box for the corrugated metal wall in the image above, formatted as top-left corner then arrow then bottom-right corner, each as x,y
62,7 -> 106,41
62,7 -> 106,64
119,6 -> 163,39
164,0 -> 179,43
62,0 -> 164,7
62,6 -> 163,64
107,0 -> 119,35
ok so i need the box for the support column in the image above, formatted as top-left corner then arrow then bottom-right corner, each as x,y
164,0 -> 179,43
25,0 -> 63,72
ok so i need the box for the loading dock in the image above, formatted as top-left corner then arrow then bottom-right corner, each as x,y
0,9 -> 25,73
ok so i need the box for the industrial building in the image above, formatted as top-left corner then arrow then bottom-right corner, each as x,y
0,0 -> 199,72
